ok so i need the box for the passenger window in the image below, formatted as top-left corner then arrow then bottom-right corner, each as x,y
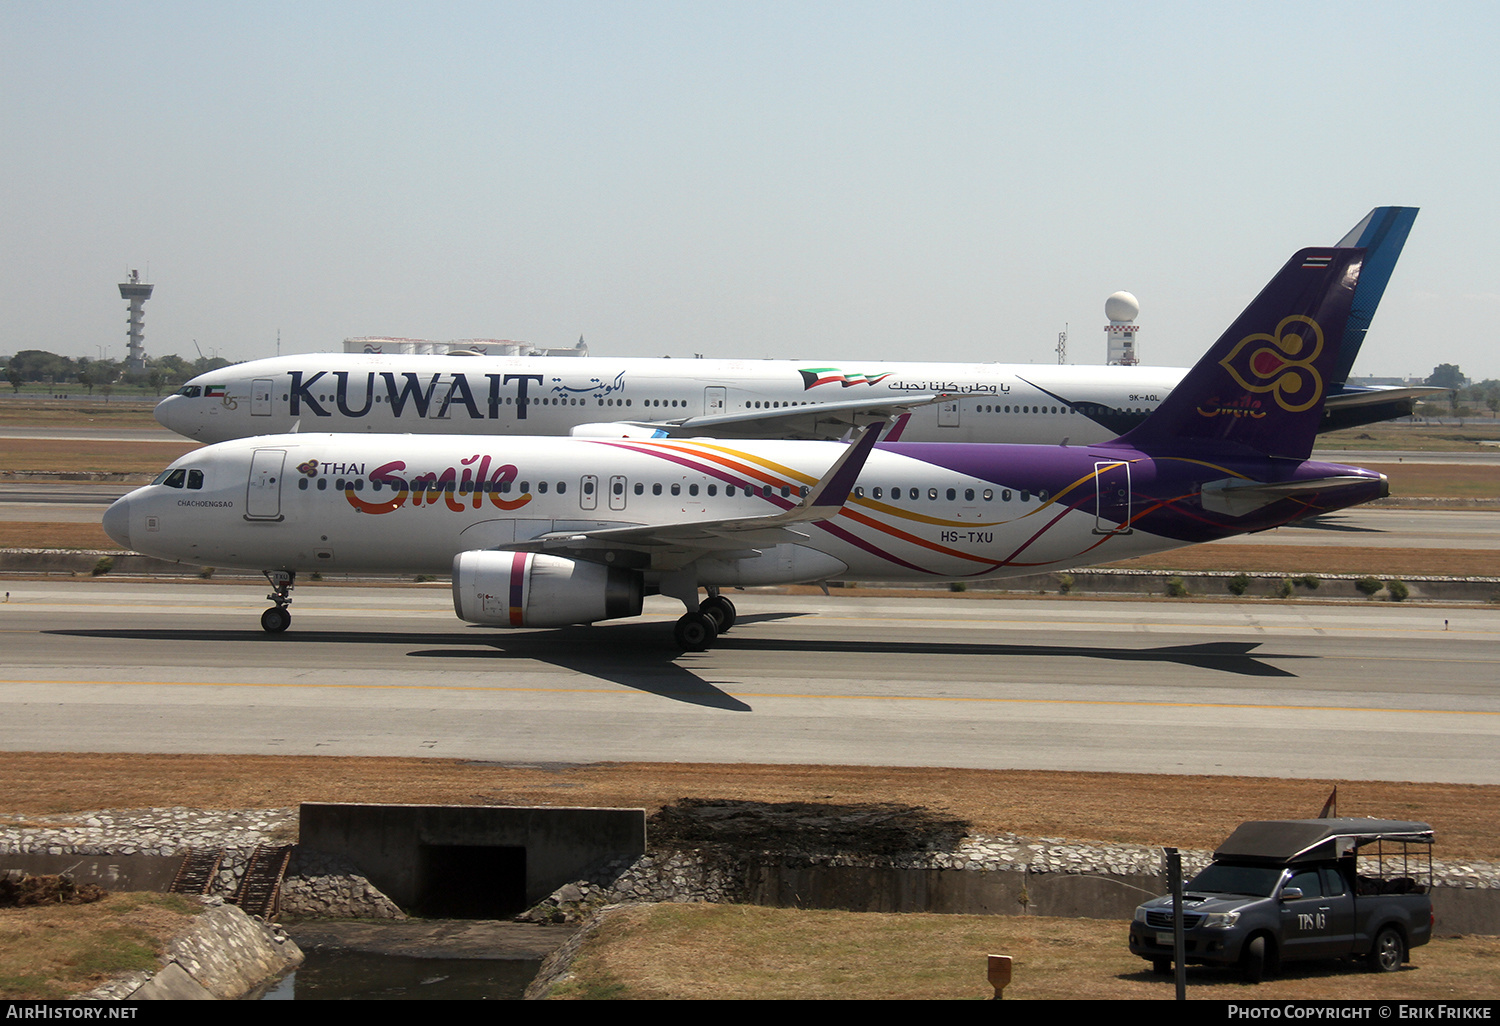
556,481 -> 566,494
689,484 -> 699,496
909,488 -> 919,501
633,483 -> 644,495
983,489 -> 993,501
928,488 -> 938,500
964,488 -> 974,501
1286,870 -> 1322,899
1320,867 -> 1347,897
671,483 -> 681,496
653,483 -> 663,496
1002,489 -> 1012,501
854,487 -> 865,498
871,487 -> 882,499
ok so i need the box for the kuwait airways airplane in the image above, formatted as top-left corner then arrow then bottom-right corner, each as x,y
153,208 -> 1425,446
110,245 -> 1387,649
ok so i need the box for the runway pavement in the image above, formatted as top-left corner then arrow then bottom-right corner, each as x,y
2,582 -> 1495,784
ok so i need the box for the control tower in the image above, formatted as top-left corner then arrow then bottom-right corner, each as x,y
1104,291 -> 1139,365
118,269 -> 154,371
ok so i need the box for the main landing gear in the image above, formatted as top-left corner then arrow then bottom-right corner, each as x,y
673,591 -> 737,652
260,570 -> 295,633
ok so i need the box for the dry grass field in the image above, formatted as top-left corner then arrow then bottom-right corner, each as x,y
7,753 -> 1496,862
545,904 -> 1500,1000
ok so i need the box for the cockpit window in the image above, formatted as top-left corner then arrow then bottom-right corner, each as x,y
187,469 -> 204,489
154,468 -> 188,488
176,385 -> 202,398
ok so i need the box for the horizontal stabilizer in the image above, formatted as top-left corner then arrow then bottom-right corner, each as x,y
1201,475 -> 1387,517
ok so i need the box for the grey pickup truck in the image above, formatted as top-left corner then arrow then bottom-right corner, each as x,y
1128,818 -> 1434,981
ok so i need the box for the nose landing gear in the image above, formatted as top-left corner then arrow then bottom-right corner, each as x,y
260,570 -> 295,633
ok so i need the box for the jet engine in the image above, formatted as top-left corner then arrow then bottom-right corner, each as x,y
451,550 -> 643,627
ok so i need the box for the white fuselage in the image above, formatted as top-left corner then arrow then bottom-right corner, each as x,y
109,432 -> 1183,584
155,353 -> 1180,445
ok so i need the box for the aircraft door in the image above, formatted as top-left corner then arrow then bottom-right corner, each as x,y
608,475 -> 627,511
580,474 -> 598,511
1093,461 -> 1132,534
251,379 -> 273,417
245,449 -> 286,520
938,400 -> 960,427
705,387 -> 726,415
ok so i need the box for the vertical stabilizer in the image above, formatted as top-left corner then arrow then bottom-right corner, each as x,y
1332,206 -> 1418,384
1109,247 -> 1363,461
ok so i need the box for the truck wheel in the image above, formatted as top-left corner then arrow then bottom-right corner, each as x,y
1240,936 -> 1268,983
1368,926 -> 1404,972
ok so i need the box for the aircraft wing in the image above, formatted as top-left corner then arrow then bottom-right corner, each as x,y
576,392 -> 962,441
504,423 -> 881,569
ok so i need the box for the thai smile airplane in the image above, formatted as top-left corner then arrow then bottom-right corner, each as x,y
152,209 -> 1428,447
107,245 -> 1387,649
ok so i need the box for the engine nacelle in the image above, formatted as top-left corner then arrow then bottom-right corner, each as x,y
452,550 -> 643,627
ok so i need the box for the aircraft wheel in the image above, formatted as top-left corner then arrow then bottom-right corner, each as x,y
1368,926 -> 1404,972
261,606 -> 291,633
674,612 -> 718,651
700,595 -> 737,633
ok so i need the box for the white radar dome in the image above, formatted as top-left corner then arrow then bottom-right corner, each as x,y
1105,291 -> 1140,323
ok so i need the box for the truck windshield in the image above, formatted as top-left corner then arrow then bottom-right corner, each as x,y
1185,863 -> 1285,897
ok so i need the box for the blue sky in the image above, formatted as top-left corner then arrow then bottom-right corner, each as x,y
4,1 -> 1497,380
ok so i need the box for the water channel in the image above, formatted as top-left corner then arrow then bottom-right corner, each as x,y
260,919 -> 576,1000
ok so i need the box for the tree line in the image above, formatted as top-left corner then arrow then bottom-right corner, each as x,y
1424,364 -> 1500,417
1,350 -> 233,396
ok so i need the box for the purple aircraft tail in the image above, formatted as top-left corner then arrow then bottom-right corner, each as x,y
1109,247 -> 1364,461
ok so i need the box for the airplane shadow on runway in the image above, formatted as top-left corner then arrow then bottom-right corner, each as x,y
49,616 -> 1306,713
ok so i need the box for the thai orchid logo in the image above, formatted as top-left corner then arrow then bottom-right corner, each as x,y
296,460 -> 319,477
798,368 -> 893,390
1217,315 -> 1325,413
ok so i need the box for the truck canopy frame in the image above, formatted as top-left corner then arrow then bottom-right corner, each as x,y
1214,818 -> 1434,864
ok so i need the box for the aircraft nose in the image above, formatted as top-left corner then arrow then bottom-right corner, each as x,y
153,395 -> 184,434
102,495 -> 131,550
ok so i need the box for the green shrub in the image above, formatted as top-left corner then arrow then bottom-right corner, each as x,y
1227,573 -> 1251,596
197,566 -> 215,579
1277,578 -> 1295,599
1386,579 -> 1409,602
90,556 -> 113,576
1295,574 -> 1320,590
1056,573 -> 1074,595
948,581 -> 967,592
1166,576 -> 1188,598
1356,577 -> 1383,597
